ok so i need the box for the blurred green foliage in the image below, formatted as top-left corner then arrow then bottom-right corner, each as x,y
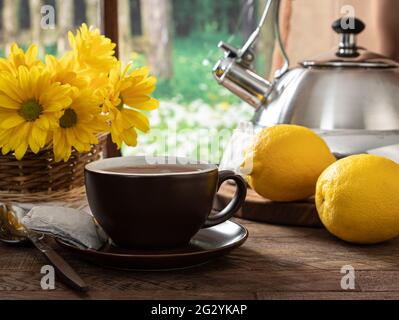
125,32 -> 254,162
172,0 -> 241,36
154,32 -> 243,105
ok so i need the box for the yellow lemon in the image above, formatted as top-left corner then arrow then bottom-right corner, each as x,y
241,125 -> 336,202
316,154 -> 399,244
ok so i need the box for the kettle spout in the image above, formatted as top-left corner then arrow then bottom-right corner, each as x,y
213,43 -> 271,109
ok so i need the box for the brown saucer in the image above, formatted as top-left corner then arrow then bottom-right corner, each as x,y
56,220 -> 248,270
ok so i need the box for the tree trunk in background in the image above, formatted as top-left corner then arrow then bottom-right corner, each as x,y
241,0 -> 257,39
3,0 -> 20,53
86,0 -> 99,28
141,0 -> 173,79
57,0 -> 74,55
227,1 -> 241,34
118,0 -> 131,64
30,0 -> 44,57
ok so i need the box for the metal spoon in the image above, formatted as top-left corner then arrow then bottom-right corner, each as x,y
0,205 -> 88,292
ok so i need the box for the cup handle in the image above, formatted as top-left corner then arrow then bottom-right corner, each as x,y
203,170 -> 247,228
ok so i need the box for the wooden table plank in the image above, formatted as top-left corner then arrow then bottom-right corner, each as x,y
0,290 -> 257,300
1,218 -> 399,299
257,291 -> 399,300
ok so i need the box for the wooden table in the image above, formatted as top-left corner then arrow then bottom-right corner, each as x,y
1,218 -> 399,300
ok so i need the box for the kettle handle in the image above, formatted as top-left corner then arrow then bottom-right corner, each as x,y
239,0 -> 289,79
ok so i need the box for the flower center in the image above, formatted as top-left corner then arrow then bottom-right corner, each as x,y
19,100 -> 43,121
59,108 -> 78,128
116,97 -> 124,110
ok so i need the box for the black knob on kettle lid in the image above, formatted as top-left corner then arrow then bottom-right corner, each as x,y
332,17 -> 365,35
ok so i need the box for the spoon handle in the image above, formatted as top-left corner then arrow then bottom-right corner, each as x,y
28,232 -> 88,292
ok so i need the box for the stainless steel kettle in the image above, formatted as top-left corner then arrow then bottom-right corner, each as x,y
213,0 -> 399,157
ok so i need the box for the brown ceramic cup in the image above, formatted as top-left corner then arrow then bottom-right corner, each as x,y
85,156 -> 247,249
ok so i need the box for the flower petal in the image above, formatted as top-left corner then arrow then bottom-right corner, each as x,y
0,114 -> 25,129
123,96 -> 159,110
14,142 -> 28,160
122,109 -> 150,132
31,124 -> 47,148
0,94 -> 20,109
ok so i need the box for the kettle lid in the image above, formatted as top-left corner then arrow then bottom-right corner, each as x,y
300,18 -> 399,69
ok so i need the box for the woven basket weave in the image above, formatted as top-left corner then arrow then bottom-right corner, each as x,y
0,134 -> 108,206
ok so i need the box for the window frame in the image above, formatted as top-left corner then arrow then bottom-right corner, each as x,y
101,0 -> 121,158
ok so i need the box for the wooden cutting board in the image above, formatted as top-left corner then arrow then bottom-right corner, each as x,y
215,183 -> 323,228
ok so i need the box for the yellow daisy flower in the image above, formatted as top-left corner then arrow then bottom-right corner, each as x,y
102,62 -> 159,148
53,88 -> 106,162
0,43 -> 44,75
68,23 -> 117,76
45,52 -> 89,89
0,66 -> 72,160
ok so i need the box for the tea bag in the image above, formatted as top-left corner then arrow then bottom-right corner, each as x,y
219,122 -> 255,175
22,206 -> 107,250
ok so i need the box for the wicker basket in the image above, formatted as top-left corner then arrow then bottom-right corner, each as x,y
0,134 -> 108,206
